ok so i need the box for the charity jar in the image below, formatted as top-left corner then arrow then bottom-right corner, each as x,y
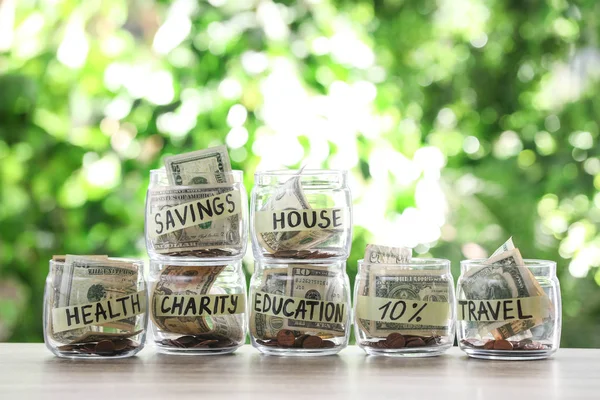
456,259 -> 561,360
43,256 -> 147,358
148,259 -> 247,354
145,168 -> 248,261
251,170 -> 352,261
354,258 -> 455,357
249,259 -> 351,356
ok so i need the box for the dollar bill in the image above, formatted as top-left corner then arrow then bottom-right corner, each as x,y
163,145 -> 232,185
364,244 -> 412,264
249,268 -> 288,340
256,170 -> 337,254
286,265 -> 347,336
148,187 -> 241,253
150,265 -> 245,341
368,268 -> 451,337
461,239 -> 550,339
155,146 -> 241,254
250,265 -> 348,339
50,256 -> 141,344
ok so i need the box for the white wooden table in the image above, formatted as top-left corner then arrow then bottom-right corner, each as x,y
1,344 -> 598,399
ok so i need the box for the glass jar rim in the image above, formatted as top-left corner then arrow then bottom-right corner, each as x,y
150,167 -> 244,176
49,257 -> 144,267
460,258 -> 556,268
358,258 -> 450,268
254,169 -> 347,177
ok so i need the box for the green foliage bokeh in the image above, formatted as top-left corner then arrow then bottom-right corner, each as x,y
0,0 -> 599,347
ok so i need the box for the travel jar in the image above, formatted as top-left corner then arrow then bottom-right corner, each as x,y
249,259 -> 351,356
43,257 -> 147,358
148,259 -> 247,354
145,168 -> 248,261
456,259 -> 561,360
251,170 -> 352,261
354,258 -> 455,357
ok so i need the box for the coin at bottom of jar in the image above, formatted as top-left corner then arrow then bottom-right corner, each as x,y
256,329 -> 339,350
460,338 -> 552,351
361,333 -> 444,349
158,334 -> 239,349
57,338 -> 139,356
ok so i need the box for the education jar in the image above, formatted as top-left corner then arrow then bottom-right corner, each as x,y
456,259 -> 561,360
354,258 -> 455,357
148,259 -> 247,354
145,168 -> 248,260
251,169 -> 352,260
43,256 -> 147,358
249,259 -> 351,356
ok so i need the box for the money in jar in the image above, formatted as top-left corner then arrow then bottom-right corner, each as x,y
145,146 -> 248,260
249,259 -> 351,355
43,255 -> 148,358
354,245 -> 456,357
456,238 -> 561,360
251,169 -> 352,261
148,260 -> 247,354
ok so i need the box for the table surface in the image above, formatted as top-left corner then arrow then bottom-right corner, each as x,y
1,344 -> 599,400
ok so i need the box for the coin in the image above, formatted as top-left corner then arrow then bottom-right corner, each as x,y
386,333 -> 406,349
483,340 -> 495,349
276,329 -> 296,347
95,340 -> 116,355
405,337 -> 426,348
302,336 -> 323,349
493,339 -> 513,350
321,340 -> 336,349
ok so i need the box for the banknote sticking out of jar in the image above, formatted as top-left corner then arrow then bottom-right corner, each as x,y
354,245 -> 456,357
43,255 -> 148,358
148,260 -> 247,354
249,259 -> 351,356
456,238 -> 561,360
145,146 -> 248,261
251,169 -> 352,261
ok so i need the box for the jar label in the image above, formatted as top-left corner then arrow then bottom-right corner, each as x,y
252,291 -> 347,324
457,296 -> 551,322
254,207 -> 348,233
153,294 -> 246,317
52,291 -> 146,333
148,189 -> 242,238
355,295 -> 451,326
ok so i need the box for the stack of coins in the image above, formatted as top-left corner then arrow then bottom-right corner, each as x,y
145,147 -> 249,355
249,169 -> 353,356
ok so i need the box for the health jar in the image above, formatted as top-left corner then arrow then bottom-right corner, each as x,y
43,257 -> 147,358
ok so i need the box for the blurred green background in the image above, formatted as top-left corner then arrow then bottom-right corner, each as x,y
0,0 -> 599,347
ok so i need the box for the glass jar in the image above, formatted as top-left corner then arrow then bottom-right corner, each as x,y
354,259 -> 455,357
251,170 -> 352,260
249,259 -> 351,356
148,259 -> 247,354
456,259 -> 561,360
43,257 -> 147,358
145,168 -> 248,261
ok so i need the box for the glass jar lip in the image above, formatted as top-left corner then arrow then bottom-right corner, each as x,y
460,258 -> 557,268
358,258 -> 450,268
49,257 -> 144,267
254,169 -> 347,177
150,167 -> 243,176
